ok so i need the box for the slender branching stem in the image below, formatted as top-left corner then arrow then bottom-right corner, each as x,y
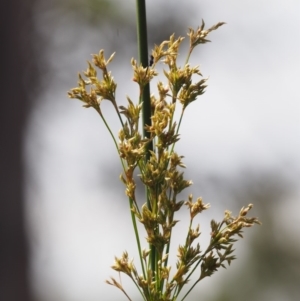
98,111 -> 126,171
129,197 -> 147,280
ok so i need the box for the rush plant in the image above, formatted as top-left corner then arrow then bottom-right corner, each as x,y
68,2 -> 261,300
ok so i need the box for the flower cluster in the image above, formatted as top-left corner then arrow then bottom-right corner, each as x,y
68,21 -> 260,301
68,50 -> 118,116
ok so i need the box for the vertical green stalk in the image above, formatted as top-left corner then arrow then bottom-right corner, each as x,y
135,0 -> 152,145
135,0 -> 156,279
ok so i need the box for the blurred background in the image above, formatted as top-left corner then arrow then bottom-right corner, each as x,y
1,0 -> 299,300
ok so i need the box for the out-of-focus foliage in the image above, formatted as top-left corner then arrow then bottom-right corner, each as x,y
43,0 -> 195,49
57,0 -> 128,24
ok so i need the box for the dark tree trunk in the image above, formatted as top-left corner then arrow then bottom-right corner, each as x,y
0,0 -> 36,300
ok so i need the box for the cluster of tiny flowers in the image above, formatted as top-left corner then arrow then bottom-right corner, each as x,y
68,21 -> 260,301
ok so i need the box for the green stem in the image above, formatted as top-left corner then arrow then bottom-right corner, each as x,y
136,0 -> 152,145
112,100 -> 125,128
98,112 -> 125,171
129,197 -> 147,280
176,243 -> 215,299
136,0 -> 156,279
180,279 -> 200,301
185,47 -> 194,65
